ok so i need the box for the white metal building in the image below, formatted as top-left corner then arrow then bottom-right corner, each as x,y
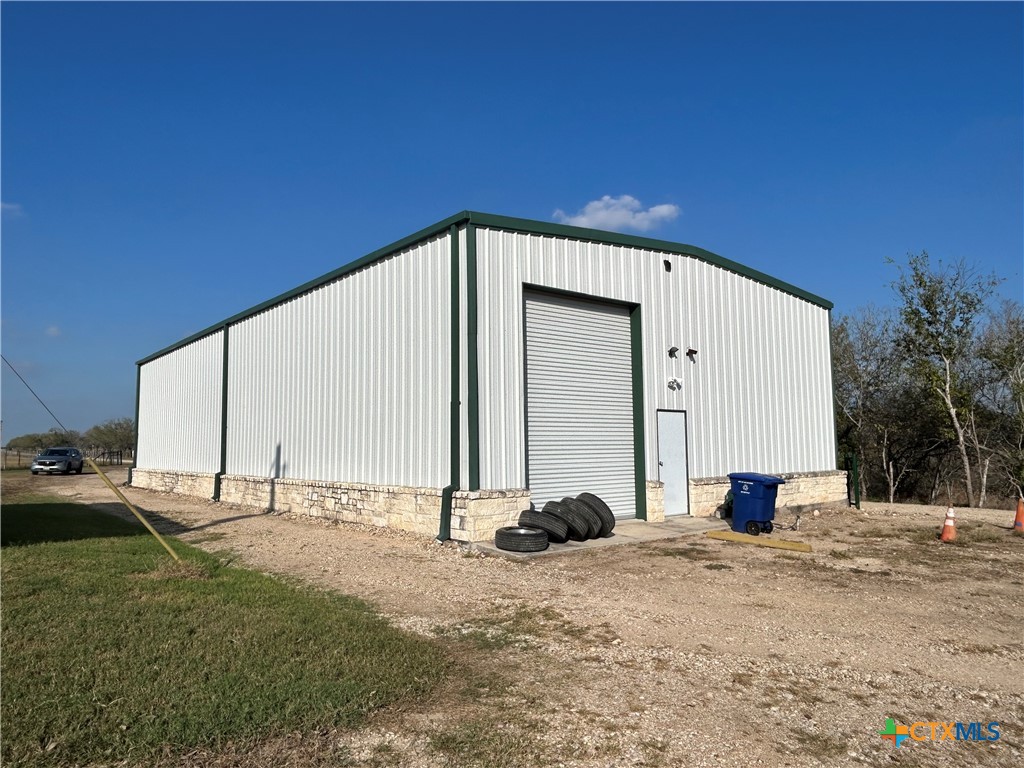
132,211 -> 846,542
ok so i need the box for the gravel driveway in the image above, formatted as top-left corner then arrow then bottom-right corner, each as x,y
26,469 -> 1024,767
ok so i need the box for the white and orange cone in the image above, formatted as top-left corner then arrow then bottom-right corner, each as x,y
1013,497 -> 1024,534
940,507 -> 957,543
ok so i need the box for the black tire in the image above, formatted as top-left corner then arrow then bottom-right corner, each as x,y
31,470 -> 38,475
75,464 -> 83,475
561,497 -> 601,539
62,467 -> 71,475
518,510 -> 570,544
576,492 -> 615,537
543,500 -> 590,542
745,520 -> 761,536
494,526 -> 549,553
763,520 -> 774,534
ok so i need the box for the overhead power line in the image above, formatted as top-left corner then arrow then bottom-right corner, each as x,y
1,354 -> 71,434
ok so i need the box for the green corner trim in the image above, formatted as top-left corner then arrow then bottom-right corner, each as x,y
212,327 -> 230,501
826,308 -> 840,470
466,224 -> 480,492
437,224 -> 462,542
630,306 -> 648,521
130,364 -> 141,483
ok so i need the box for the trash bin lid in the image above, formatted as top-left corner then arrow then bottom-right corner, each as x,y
728,472 -> 786,486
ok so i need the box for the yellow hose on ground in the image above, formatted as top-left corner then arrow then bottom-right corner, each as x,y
85,457 -> 180,562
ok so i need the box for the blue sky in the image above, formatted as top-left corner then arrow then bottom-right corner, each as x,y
2,1 -> 1022,441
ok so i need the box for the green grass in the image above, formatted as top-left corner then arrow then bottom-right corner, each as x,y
1,493 -> 144,545
428,713 -> 546,768
1,493 -> 449,767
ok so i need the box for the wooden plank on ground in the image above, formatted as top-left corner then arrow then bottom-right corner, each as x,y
706,530 -> 813,552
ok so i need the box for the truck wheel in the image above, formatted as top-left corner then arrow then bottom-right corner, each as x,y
518,510 -> 569,544
561,497 -> 601,539
576,492 -> 615,537
543,500 -> 590,541
494,526 -> 549,553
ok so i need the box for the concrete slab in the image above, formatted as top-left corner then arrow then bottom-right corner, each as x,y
471,515 -> 730,561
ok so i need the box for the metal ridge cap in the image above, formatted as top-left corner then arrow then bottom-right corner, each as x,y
463,210 -> 833,310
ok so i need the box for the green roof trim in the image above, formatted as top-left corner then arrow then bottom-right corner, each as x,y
467,211 -> 833,309
138,209 -> 832,365
137,211 -> 470,365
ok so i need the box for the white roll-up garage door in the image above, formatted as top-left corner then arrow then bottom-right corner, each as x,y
524,291 -> 637,518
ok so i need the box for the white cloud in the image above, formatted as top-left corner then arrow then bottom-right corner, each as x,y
553,195 -> 680,233
1,202 -> 25,218
46,326 -> 61,338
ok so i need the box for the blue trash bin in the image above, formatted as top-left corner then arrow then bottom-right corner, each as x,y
728,473 -> 786,535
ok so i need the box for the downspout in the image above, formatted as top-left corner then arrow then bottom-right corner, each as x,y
212,325 -> 230,501
437,222 -> 464,541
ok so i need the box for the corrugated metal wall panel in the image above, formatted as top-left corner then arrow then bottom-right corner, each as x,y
137,331 -> 223,473
226,232 -> 451,487
476,228 -> 835,490
524,292 -> 636,517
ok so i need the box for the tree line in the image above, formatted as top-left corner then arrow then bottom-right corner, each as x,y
4,418 -> 136,455
833,252 -> 1023,507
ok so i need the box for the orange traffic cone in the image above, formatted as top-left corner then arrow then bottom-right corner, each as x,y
940,507 -> 957,543
1013,497 -> 1024,533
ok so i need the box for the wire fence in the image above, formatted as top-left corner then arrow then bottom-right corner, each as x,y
1,449 -> 133,470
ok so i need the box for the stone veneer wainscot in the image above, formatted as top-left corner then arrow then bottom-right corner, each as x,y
130,469 -> 847,542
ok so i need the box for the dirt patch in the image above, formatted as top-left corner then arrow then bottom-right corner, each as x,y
7,469 -> 1024,767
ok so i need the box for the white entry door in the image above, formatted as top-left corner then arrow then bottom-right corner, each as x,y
657,410 -> 690,516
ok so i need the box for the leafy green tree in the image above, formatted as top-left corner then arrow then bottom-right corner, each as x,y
832,307 -> 900,499
833,306 -> 951,503
47,427 -> 83,448
84,418 -> 135,453
891,251 -> 1002,507
5,432 -> 50,452
5,422 -> 134,454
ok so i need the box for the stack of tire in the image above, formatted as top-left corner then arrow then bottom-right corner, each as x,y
493,493 -> 615,553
